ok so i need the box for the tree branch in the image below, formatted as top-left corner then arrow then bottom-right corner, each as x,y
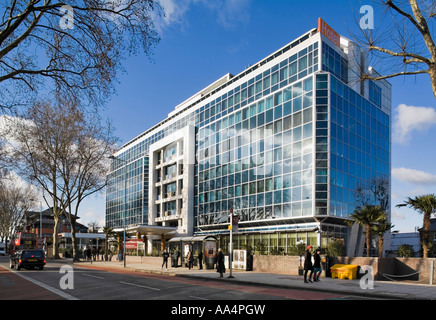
368,43 -> 431,65
363,68 -> 429,81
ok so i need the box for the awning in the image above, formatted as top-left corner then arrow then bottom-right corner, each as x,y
124,225 -> 177,236
58,233 -> 105,239
168,235 -> 217,242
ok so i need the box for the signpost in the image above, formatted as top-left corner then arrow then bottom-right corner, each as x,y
228,208 -> 239,278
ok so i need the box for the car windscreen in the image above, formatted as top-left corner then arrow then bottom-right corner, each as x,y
22,251 -> 44,258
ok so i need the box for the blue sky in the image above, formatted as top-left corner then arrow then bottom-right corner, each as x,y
80,0 -> 436,233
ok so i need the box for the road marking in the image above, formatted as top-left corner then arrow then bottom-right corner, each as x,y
82,273 -> 105,280
11,270 -> 79,300
189,295 -> 209,300
119,281 -> 161,291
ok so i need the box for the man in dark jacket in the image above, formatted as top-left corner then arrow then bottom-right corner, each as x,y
198,250 -> 203,270
162,249 -> 169,270
216,248 -> 225,278
304,245 -> 313,283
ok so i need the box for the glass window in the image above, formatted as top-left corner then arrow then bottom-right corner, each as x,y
289,61 -> 297,76
263,76 -> 271,90
283,174 -> 292,188
283,188 -> 292,203
274,176 -> 282,190
298,56 -> 308,71
265,178 -> 273,191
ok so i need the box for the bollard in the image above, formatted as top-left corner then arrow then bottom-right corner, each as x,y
430,260 -> 434,285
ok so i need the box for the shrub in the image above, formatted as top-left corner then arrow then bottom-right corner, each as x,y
397,244 -> 415,258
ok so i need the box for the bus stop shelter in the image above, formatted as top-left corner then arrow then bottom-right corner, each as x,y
168,235 -> 217,269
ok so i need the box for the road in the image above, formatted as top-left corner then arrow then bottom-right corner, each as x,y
0,256 -> 375,302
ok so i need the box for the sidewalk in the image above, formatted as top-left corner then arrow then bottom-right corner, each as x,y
72,259 -> 436,300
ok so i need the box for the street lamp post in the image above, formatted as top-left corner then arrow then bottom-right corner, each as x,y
109,155 -> 127,268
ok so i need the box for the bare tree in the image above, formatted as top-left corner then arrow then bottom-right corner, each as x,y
87,220 -> 100,233
0,0 -> 161,111
5,99 -> 117,259
355,0 -> 436,100
354,176 -> 390,212
57,104 -> 117,261
0,175 -> 36,245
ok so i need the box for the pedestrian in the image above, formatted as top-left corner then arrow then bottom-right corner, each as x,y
198,250 -> 203,270
92,247 -> 97,261
313,248 -> 322,282
216,248 -> 225,278
172,249 -> 179,268
162,249 -> 169,270
303,245 -> 313,283
187,250 -> 193,269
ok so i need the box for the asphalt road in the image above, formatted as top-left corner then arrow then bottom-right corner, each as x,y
0,256 -> 373,301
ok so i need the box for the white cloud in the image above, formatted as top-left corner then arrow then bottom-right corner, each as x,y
393,104 -> 436,144
156,0 -> 251,31
392,167 -> 436,185
155,0 -> 191,30
391,209 -> 405,220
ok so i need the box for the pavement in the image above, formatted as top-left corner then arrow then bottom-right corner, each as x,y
71,259 -> 436,300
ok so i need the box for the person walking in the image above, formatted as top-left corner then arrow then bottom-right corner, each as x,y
198,250 -> 203,270
303,245 -> 313,283
216,248 -> 225,278
313,248 -> 322,282
172,249 -> 180,268
162,249 -> 169,270
187,250 -> 193,270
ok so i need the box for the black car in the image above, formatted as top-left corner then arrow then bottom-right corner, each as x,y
10,249 -> 46,270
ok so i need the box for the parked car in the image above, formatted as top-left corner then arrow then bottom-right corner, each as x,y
10,249 -> 46,270
0,243 -> 5,256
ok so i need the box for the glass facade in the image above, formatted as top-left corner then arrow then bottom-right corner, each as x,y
106,26 -> 391,254
196,42 -> 318,231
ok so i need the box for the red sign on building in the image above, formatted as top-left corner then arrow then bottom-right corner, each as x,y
318,18 -> 340,48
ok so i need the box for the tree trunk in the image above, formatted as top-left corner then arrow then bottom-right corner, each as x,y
378,236 -> 384,258
366,225 -> 372,257
428,66 -> 436,102
52,217 -> 60,259
71,231 -> 79,262
422,213 -> 431,258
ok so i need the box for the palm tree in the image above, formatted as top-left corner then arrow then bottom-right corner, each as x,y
350,205 -> 386,257
397,194 -> 436,258
102,226 -> 115,261
372,219 -> 394,258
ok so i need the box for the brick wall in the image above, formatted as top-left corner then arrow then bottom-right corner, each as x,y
126,254 -> 436,284
126,255 -> 162,267
253,255 -> 302,275
252,255 -> 436,284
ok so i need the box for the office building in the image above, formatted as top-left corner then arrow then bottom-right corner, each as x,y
106,18 -> 391,256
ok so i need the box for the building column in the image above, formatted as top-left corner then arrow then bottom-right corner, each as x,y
161,234 -> 166,251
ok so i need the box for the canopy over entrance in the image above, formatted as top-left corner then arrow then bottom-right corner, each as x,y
113,224 -> 177,253
113,225 -> 177,236
129,225 -> 177,236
